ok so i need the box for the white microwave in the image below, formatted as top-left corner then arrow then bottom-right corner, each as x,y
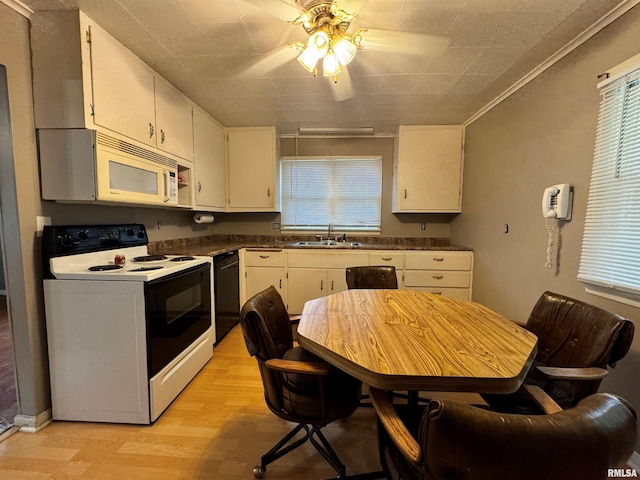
39,129 -> 179,207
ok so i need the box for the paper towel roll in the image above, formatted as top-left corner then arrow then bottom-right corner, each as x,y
193,213 -> 215,224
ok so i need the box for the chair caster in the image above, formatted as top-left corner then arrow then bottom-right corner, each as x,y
253,465 -> 266,478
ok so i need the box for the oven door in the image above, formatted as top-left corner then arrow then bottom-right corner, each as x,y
145,263 -> 211,377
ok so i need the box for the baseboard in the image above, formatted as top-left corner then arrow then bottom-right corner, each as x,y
629,451 -> 640,470
14,408 -> 52,433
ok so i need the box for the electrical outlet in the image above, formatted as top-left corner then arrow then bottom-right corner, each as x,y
271,222 -> 281,231
419,223 -> 427,231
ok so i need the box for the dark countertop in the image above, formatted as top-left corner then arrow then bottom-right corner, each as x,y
149,234 -> 472,257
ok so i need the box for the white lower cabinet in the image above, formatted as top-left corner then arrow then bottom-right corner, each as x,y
240,248 -> 473,313
403,251 -> 473,300
242,250 -> 286,304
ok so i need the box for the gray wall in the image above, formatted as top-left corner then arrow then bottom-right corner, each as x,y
450,5 -> 640,450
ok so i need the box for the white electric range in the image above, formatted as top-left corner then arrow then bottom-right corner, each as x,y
42,224 -> 213,424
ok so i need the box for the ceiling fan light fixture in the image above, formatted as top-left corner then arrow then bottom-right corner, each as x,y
333,36 -> 356,65
322,50 -> 341,77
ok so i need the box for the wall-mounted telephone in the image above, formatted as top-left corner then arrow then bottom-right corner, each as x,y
542,183 -> 573,220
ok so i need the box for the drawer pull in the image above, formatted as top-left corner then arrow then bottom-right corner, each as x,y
432,275 -> 444,280
432,291 -> 442,295
320,280 -> 324,291
259,255 -> 270,259
433,258 -> 444,262
381,257 -> 392,261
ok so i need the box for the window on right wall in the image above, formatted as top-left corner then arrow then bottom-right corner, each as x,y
578,53 -> 640,307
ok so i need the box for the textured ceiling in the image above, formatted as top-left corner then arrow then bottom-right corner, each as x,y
20,0 -> 632,134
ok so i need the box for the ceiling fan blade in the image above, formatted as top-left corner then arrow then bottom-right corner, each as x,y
241,44 -> 300,77
355,28 -> 449,57
329,66 -> 354,102
335,0 -> 367,15
238,0 -> 304,22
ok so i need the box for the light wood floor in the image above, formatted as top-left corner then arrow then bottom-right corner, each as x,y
0,325 -> 386,479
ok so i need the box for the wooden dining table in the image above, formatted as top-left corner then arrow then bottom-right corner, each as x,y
297,289 -> 538,394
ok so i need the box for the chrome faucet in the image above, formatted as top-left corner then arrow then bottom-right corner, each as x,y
328,223 -> 333,240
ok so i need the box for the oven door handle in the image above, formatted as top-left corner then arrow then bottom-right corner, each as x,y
219,260 -> 239,270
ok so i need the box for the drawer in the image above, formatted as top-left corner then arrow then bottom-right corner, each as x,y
368,253 -> 404,269
244,249 -> 285,267
287,251 -> 369,268
407,286 -> 471,301
404,252 -> 472,271
404,270 -> 471,288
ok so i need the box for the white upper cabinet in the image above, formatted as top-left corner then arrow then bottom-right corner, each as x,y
31,10 -> 193,162
193,107 -> 226,211
227,127 -> 279,212
89,22 -> 157,148
393,125 -> 464,213
154,77 -> 194,161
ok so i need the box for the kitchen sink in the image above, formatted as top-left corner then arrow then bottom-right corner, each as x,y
292,241 -> 363,247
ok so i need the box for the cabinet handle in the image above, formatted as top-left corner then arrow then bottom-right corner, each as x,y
279,279 -> 282,289
404,189 -> 407,199
331,280 -> 334,291
433,258 -> 444,262
432,291 -> 443,295
381,257 -> 392,261
149,123 -> 154,138
160,129 -> 166,144
198,181 -> 202,192
433,275 -> 443,280
267,187 -> 271,197
259,255 -> 270,259
320,280 -> 324,291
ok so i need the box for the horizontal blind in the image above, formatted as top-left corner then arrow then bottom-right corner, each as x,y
578,68 -> 640,301
281,157 -> 382,231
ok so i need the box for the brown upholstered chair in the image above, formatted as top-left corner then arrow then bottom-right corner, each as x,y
240,286 -> 362,479
346,266 -> 398,289
370,386 -> 637,480
484,291 -> 634,412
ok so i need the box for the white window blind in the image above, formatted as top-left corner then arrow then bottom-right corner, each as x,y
578,65 -> 640,304
280,156 -> 382,232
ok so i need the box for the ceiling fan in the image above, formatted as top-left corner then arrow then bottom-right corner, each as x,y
241,0 -> 450,101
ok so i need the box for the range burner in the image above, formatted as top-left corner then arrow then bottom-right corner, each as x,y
132,255 -> 168,262
130,266 -> 164,272
171,256 -> 196,262
88,265 -> 124,272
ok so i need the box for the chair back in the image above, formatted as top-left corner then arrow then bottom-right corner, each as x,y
419,393 -> 637,480
526,291 -> 634,398
240,285 -> 294,412
346,266 -> 398,289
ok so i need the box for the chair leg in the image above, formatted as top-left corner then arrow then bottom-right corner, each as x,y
309,427 -> 347,477
254,423 -> 311,478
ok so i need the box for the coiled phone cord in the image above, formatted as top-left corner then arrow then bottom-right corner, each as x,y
545,217 -> 556,268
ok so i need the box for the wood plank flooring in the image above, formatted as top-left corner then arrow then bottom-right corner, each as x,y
0,325 -> 388,479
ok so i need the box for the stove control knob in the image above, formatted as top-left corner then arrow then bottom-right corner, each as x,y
137,230 -> 145,239
59,234 -> 73,248
126,228 -> 135,237
78,230 -> 89,241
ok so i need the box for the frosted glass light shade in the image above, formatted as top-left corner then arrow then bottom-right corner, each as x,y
334,37 -> 356,65
307,31 -> 329,58
322,50 -> 341,77
297,47 -> 319,73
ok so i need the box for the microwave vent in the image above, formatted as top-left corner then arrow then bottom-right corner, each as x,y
96,131 -> 178,169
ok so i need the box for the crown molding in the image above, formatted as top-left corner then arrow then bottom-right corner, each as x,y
1,0 -> 33,17
463,0 -> 640,127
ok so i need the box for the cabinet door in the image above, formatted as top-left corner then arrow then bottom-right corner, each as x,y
227,127 -> 277,211
90,24 -> 156,147
155,78 -> 194,161
245,267 -> 286,304
394,126 -> 463,213
327,269 -> 348,294
287,269 -> 326,314
193,108 -> 226,210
